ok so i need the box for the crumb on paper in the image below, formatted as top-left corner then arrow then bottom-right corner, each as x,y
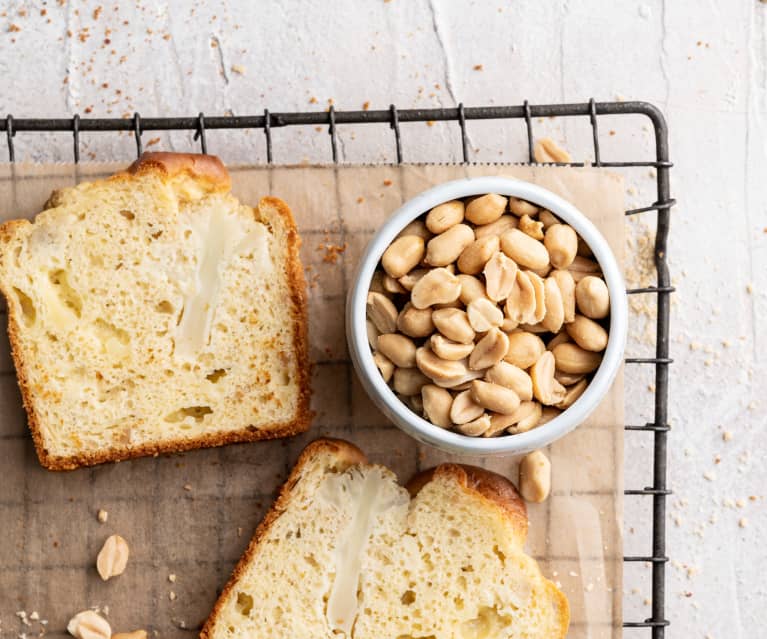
362,101 -> 370,110
146,137 -> 161,147
316,241 -> 348,264
426,120 -> 435,127
168,573 -> 177,583
739,517 -> 748,528
473,64 -> 483,71
183,483 -> 192,491
746,283 -> 753,294
169,591 -> 177,601
702,470 -> 716,481
383,179 -> 393,187
97,509 -> 108,523
357,196 -> 365,204
722,430 -> 733,442
230,64 -> 246,75
309,96 -> 318,104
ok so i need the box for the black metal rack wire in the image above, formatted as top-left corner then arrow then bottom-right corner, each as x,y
0,99 -> 673,637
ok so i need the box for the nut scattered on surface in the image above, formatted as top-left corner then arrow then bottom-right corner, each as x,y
112,632 -> 148,639
367,192 -> 611,437
96,534 -> 130,581
519,450 -> 552,503
67,610 -> 111,639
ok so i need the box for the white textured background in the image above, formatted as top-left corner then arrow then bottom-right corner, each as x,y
0,0 -> 765,637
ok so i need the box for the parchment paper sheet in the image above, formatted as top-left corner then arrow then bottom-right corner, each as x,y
0,163 -> 624,638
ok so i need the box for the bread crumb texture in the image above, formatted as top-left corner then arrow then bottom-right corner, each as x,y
204,443 -> 568,639
0,155 -> 308,468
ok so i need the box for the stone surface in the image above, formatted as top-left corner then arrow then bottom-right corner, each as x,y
0,0 -> 765,635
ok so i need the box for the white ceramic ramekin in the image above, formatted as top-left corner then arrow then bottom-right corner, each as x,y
346,176 -> 627,456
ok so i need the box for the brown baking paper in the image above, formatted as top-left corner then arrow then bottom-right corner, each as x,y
0,162 -> 624,639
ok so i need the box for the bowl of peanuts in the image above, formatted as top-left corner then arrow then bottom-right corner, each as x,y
347,176 -> 627,456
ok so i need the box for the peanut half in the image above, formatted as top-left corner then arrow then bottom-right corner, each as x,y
470,380 -> 521,415
544,224 -> 578,269
530,351 -> 567,406
426,200 -> 465,234
483,251 -> 518,302
397,303 -> 434,338
67,611 -> 111,639
500,228 -> 549,271
566,314 -> 608,352
504,331 -> 546,369
449,389 -> 485,424
465,193 -> 507,225
432,307 -> 475,344
485,361 -> 533,401
457,235 -> 499,275
411,267 -> 462,308
466,297 -> 504,332
421,384 -> 454,428
519,450 -> 552,503
469,327 -> 509,370
551,342 -> 603,374
366,291 -> 398,334
393,367 -> 430,396
430,334 -> 474,360
96,534 -> 129,581
376,333 -> 417,368
575,275 -> 610,319
425,223 -> 475,266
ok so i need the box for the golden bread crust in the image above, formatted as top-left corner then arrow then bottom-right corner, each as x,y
0,153 -> 311,470
123,151 -> 232,192
200,438 -> 366,639
407,463 -> 529,541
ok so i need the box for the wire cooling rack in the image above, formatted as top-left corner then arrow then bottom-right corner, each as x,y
0,99 -> 674,637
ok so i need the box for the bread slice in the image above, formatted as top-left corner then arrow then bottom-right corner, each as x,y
201,438 -> 569,639
0,152 -> 310,470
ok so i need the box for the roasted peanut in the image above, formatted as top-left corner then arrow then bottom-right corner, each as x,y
534,137 -> 571,163
397,302 -> 434,338
366,291 -> 398,334
508,196 -> 539,217
556,377 -> 588,410
366,319 -> 379,349
457,413 -> 492,436
430,334 -> 474,360
526,270 -> 547,323
575,275 -> 609,319
504,270 -> 536,324
469,327 -> 509,370
432,307 -> 475,344
404,393 -> 424,415
474,214 -> 518,239
538,406 -> 562,426
538,209 -> 560,229
369,269 -> 386,294
397,219 -> 431,241
426,200 -> 465,234
398,267 -> 428,291
411,267 -> 461,308
96,534 -> 129,581
465,193 -> 507,225
466,297 -> 504,332
506,401 -> 543,434
382,235 -> 425,279
547,330 -> 571,351
425,223 -> 475,266
530,350 -> 567,406
449,389 -> 485,424
484,412 -> 516,437
483,250 -> 518,302
554,369 -> 583,385
457,235 -> 499,275
519,322 -> 550,334
541,276 -> 564,333
67,611 -> 111,639
504,331 -> 546,369
457,273 -> 487,305
383,273 -> 407,294
373,351 -> 394,383
568,255 -> 600,282
519,214 -> 544,240
519,450 -> 551,503
500,228 -> 550,271
566,314 -> 608,352
544,224 -> 578,269
416,346 -> 469,384
433,367 -> 485,389
551,269 -> 576,323
470,380 -> 521,415
421,384 -> 454,428
552,342 -> 602,374
485,361 -> 533,401
377,333 -> 416,368
501,317 -> 519,332
393,367 -> 430,396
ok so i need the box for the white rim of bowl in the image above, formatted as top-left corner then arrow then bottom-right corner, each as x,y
348,176 -> 628,454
